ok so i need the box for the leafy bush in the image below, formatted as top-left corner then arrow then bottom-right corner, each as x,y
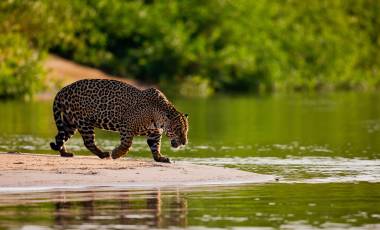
0,0 -> 77,99
0,0 -> 77,49
55,0 -> 380,93
1,0 -> 380,98
0,33 -> 45,99
179,75 -> 213,97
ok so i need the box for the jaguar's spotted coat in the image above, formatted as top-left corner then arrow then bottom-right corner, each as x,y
50,79 -> 188,163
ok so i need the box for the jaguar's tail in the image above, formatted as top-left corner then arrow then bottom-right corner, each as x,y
50,95 -> 65,151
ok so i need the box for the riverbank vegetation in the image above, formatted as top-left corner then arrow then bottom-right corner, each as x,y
1,0 -> 379,98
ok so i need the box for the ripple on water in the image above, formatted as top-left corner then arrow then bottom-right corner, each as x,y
363,119 -> 380,133
181,156 -> 380,183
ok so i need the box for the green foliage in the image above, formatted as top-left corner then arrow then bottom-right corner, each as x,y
1,0 -> 380,98
0,33 -> 44,99
0,0 -> 77,99
0,0 -> 77,49
54,0 -> 380,93
179,75 -> 213,97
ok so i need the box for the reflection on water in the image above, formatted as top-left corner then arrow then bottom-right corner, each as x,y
0,189 -> 188,229
52,190 -> 187,229
0,184 -> 379,229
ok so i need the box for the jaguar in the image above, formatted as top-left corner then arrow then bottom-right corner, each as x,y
50,79 -> 188,163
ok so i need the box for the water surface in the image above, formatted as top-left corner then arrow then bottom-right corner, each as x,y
0,184 -> 379,229
0,92 -> 380,229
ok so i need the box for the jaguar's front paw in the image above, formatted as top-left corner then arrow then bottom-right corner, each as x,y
154,156 -> 171,163
111,151 -> 125,159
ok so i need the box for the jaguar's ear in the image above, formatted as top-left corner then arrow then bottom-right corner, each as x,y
184,113 -> 189,118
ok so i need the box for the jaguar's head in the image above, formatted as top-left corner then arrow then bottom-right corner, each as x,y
166,113 -> 189,148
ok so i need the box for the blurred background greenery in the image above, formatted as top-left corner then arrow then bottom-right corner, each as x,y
1,0 -> 380,98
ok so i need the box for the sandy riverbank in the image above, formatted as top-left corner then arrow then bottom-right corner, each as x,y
0,152 -> 274,192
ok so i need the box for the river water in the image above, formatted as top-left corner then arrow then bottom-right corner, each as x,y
0,92 -> 379,229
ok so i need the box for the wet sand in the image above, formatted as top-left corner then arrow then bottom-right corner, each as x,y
0,152 -> 274,192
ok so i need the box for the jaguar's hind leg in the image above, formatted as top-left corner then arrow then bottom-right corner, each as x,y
51,131 -> 66,152
78,124 -> 110,159
51,130 -> 75,157
59,125 -> 77,157
51,113 -> 77,157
